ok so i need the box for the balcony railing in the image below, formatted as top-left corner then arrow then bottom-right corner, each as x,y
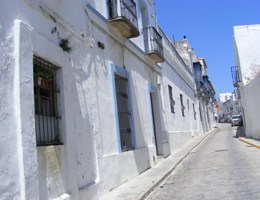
231,66 -> 242,87
143,26 -> 164,63
107,0 -> 139,38
195,81 -> 208,98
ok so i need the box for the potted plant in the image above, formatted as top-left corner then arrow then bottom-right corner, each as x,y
34,69 -> 53,88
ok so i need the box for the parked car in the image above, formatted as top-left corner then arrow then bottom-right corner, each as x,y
231,114 -> 243,126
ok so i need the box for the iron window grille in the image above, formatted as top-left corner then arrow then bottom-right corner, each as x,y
33,55 -> 61,146
115,74 -> 133,152
180,94 -> 185,117
168,85 -> 175,113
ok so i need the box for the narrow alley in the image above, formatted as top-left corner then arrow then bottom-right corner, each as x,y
146,124 -> 260,200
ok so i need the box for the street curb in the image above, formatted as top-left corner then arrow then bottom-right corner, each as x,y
239,137 -> 260,149
139,128 -> 218,200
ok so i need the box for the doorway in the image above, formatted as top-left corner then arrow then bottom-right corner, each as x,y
150,92 -> 158,155
149,90 -> 163,156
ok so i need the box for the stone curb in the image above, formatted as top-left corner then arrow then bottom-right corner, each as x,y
139,128 -> 217,200
239,137 -> 260,149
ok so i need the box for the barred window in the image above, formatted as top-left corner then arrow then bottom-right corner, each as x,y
168,85 -> 175,113
33,55 -> 61,146
115,74 -> 133,152
180,94 -> 185,117
199,104 -> 202,122
193,103 -> 197,120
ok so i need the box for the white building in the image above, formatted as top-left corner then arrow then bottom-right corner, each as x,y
175,40 -> 216,133
217,92 -> 239,123
0,1 -> 215,199
161,36 -> 203,153
219,92 -> 233,103
233,24 -> 260,139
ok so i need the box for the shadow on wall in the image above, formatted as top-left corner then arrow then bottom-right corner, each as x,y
69,45 -> 107,190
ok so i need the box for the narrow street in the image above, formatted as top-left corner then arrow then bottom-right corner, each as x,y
146,124 -> 260,200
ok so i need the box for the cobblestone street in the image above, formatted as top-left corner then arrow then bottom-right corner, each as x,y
146,124 -> 260,200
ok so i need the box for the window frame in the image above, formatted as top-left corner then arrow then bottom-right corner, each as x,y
180,94 -> 185,117
193,103 -> 197,120
168,85 -> 175,113
33,55 -> 62,146
111,64 -> 136,153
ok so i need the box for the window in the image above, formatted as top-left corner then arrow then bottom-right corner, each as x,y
180,94 -> 185,117
199,104 -> 202,122
114,74 -> 133,152
193,103 -> 196,120
168,85 -> 175,113
34,56 -> 61,146
187,99 -> 190,113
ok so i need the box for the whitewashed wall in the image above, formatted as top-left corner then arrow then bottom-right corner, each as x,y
234,24 -> 260,139
234,25 -> 260,85
0,0 -> 213,199
0,0 -> 164,199
239,77 -> 260,139
159,35 -> 203,153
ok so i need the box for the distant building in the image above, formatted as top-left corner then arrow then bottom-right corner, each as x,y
217,93 -> 240,123
219,92 -> 233,103
175,39 -> 216,133
232,24 -> 260,139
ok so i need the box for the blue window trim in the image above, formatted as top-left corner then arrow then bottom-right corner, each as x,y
110,63 -> 136,153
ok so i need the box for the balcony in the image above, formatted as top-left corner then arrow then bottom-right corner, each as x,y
195,81 -> 208,98
143,26 -> 164,63
231,66 -> 242,87
107,0 -> 139,38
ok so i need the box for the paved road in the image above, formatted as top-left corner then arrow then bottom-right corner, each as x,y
146,124 -> 260,200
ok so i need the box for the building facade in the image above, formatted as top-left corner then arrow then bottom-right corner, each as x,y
217,92 -> 239,123
232,24 -> 260,139
0,1 -> 216,199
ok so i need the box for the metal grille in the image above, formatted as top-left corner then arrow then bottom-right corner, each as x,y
33,56 -> 61,146
143,26 -> 163,56
115,75 -> 133,152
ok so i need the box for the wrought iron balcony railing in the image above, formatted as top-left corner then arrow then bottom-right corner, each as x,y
143,26 -> 164,63
195,80 -> 208,98
107,0 -> 139,38
231,66 -> 242,87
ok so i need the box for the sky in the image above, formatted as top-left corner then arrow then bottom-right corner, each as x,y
154,0 -> 260,98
